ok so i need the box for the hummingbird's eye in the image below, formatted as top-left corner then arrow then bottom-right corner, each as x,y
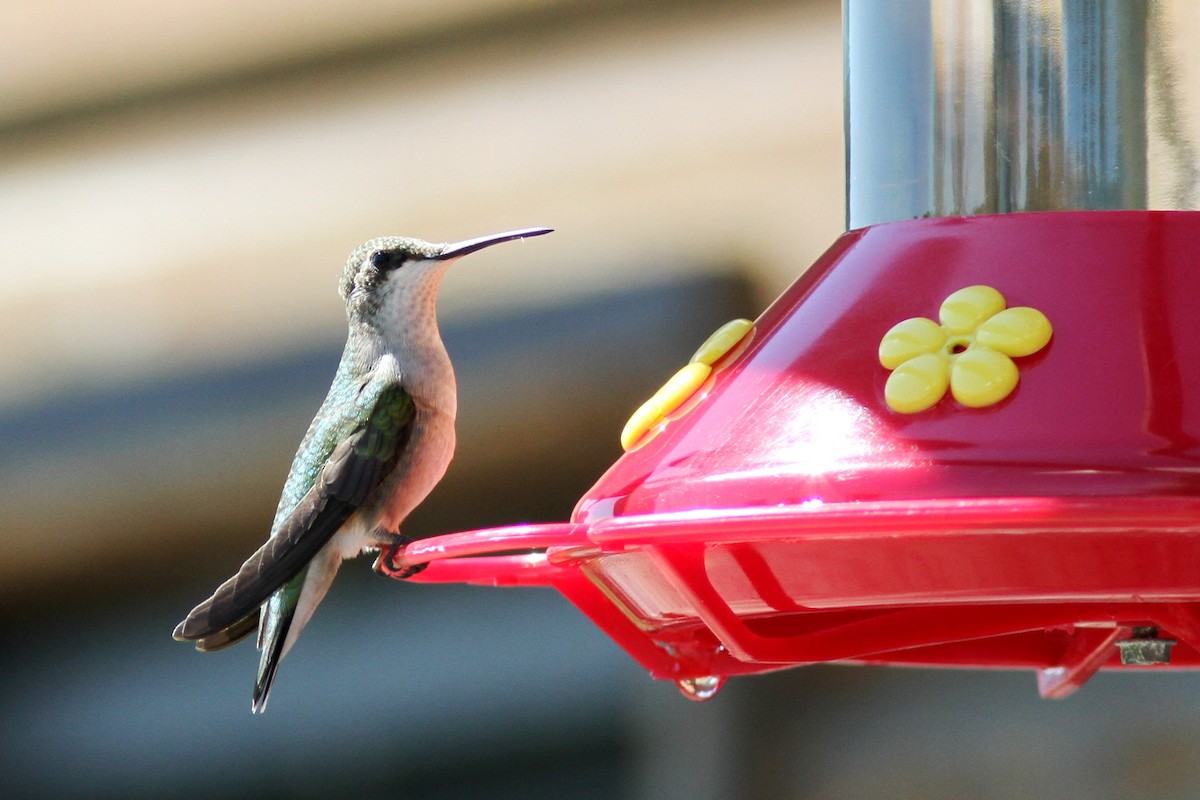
370,251 -> 392,270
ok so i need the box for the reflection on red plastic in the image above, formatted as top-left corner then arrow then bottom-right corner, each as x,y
391,212 -> 1200,698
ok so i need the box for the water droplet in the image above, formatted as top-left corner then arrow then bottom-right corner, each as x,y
676,675 -> 724,701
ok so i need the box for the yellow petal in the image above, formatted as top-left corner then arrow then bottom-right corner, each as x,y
620,362 -> 713,450
879,317 -> 946,369
690,319 -> 754,366
939,285 -> 1006,334
975,306 -> 1052,357
885,353 -> 950,414
950,347 -> 1018,407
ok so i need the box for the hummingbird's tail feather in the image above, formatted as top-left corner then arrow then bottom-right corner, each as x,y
173,491 -> 356,642
193,611 -> 259,652
253,543 -> 343,713
253,598 -> 294,714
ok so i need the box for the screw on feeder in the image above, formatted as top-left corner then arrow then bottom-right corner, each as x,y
1116,627 -> 1177,666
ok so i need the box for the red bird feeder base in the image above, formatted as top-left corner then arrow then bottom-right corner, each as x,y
380,211 -> 1200,700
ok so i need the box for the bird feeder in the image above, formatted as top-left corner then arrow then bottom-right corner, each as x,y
379,0 -> 1200,700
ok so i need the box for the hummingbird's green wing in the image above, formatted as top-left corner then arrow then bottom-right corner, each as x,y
173,374 -> 415,645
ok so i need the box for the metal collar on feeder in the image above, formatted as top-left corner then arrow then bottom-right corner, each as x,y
382,1 -> 1200,701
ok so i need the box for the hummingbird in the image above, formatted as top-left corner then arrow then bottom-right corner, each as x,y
173,227 -> 553,712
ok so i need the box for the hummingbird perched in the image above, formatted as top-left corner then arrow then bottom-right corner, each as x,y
173,227 -> 553,712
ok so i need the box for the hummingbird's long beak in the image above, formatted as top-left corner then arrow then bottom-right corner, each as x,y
437,227 -> 554,260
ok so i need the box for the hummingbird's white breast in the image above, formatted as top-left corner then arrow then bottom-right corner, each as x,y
358,258 -> 460,536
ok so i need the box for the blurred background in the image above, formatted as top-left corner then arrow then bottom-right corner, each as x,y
4,1 -> 1200,798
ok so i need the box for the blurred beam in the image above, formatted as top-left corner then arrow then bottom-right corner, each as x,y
0,0 -> 559,129
0,0 -> 808,132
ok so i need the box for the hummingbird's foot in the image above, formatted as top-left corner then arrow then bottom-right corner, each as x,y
373,537 -> 428,580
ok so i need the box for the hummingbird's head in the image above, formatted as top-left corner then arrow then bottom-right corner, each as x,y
339,228 -> 553,330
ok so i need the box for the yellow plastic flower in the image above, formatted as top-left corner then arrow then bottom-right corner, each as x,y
878,286 -> 1052,414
